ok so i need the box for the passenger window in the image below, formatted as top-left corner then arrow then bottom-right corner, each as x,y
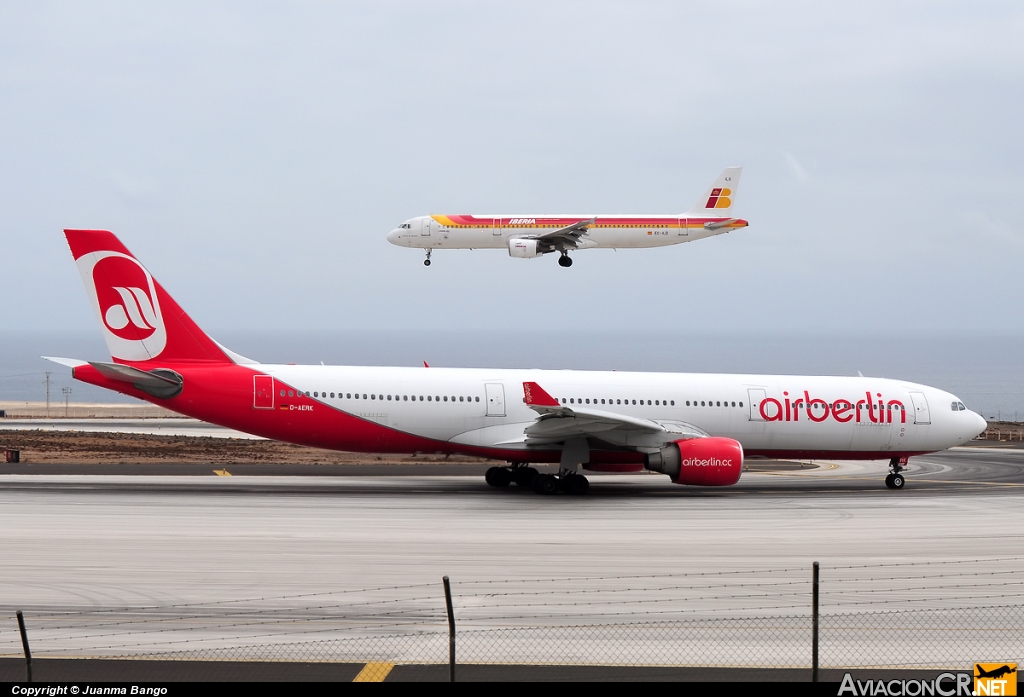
403,395 -> 408,401
561,398 -> 566,404
427,396 -> 432,401
371,394 -> 376,400
647,400 -> 652,405
387,395 -> 392,401
305,391 -> 310,397
701,401 -> 705,406
671,401 -> 675,406
475,397 -> 480,402
739,402 -> 743,408
288,390 -> 294,397
280,390 -> 285,397
601,399 -> 606,404
632,400 -> 636,405
585,399 -> 590,404
717,401 -> 721,407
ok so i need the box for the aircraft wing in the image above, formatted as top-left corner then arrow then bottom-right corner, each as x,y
527,218 -> 595,248
521,381 -> 707,446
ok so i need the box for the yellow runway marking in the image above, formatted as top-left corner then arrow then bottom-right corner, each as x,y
353,662 -> 395,682
213,469 -> 231,476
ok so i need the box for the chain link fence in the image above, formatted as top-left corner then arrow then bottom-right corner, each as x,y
3,559 -> 1022,680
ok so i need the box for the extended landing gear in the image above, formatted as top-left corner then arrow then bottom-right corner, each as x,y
557,252 -> 573,268
485,465 -> 589,495
885,457 -> 908,489
423,249 -> 433,266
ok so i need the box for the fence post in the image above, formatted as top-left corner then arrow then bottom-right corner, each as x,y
443,576 -> 455,683
17,610 -> 32,683
812,562 -> 819,683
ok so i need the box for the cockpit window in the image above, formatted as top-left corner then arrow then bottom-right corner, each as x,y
952,401 -> 967,411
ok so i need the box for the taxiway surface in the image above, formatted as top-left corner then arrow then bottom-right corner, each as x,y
1,447 -> 1022,662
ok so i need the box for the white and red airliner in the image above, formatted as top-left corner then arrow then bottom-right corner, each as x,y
387,168 -> 749,267
48,229 -> 985,493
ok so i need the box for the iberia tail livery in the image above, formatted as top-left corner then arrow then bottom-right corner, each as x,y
387,168 -> 748,267
48,229 -> 985,494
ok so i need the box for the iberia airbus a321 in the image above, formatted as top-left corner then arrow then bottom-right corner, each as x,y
387,168 -> 748,267
47,230 -> 985,493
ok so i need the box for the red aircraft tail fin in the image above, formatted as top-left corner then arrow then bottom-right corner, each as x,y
64,229 -> 233,366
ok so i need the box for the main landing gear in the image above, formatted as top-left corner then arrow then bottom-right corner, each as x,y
557,252 -> 573,268
485,464 -> 590,495
424,249 -> 432,266
885,457 -> 908,489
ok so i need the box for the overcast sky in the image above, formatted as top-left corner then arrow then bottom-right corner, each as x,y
1,1 -> 1022,337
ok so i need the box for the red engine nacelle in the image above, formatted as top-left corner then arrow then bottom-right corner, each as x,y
644,437 -> 744,486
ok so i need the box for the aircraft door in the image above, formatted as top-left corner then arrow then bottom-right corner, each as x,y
485,383 -> 506,416
492,217 -> 502,236
420,218 -> 432,236
747,389 -> 767,421
253,375 -> 274,409
678,217 -> 689,237
909,391 -> 931,424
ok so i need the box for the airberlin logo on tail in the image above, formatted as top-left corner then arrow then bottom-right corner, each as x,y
104,286 -> 159,337
77,251 -> 167,362
705,187 -> 732,209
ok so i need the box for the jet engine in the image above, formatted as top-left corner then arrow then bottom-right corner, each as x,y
508,238 -> 543,258
644,437 -> 743,486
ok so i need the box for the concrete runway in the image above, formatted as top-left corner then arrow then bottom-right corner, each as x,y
0,446 -> 1022,667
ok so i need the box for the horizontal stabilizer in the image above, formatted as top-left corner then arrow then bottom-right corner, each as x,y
88,361 -> 184,399
42,356 -> 88,369
704,218 -> 740,230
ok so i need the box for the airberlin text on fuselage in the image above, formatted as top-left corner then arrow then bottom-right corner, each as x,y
760,391 -> 908,424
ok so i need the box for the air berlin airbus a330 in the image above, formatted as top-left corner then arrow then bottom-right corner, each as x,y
48,230 -> 985,493
387,168 -> 749,267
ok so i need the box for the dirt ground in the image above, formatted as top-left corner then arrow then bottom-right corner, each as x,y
0,430 -> 500,465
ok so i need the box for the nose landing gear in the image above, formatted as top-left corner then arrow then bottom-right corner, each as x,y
557,252 -> 573,268
424,249 -> 432,266
885,457 -> 908,489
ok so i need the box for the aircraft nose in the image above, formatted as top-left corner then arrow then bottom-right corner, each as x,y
386,228 -> 400,244
972,412 -> 988,438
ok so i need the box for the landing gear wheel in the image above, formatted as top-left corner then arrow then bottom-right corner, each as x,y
485,466 -> 511,487
886,457 -> 907,490
513,467 -> 539,487
563,473 -> 590,495
558,253 -> 573,268
423,259 -> 431,266
532,473 -> 559,495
